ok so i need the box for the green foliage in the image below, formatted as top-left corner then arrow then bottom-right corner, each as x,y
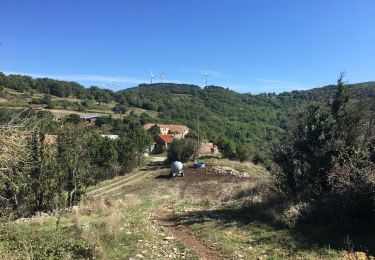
148,124 -> 160,138
167,138 -> 196,163
90,133 -> 118,166
0,72 -> 116,103
0,221 -> 95,259
57,124 -> 95,206
65,113 -> 81,124
272,76 -> 375,219
112,103 -> 127,114
217,137 -> 237,159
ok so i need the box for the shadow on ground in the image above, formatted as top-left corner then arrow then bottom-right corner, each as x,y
171,199 -> 375,256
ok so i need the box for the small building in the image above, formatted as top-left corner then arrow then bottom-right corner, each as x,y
80,115 -> 97,124
101,134 -> 119,140
32,106 -> 45,111
198,141 -> 219,157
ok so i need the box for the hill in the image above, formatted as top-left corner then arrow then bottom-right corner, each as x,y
1,72 -> 374,160
119,81 -> 375,158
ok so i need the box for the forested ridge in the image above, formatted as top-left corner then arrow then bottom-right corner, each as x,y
1,72 -> 374,161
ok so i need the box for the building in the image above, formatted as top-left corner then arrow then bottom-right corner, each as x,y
198,141 -> 219,157
143,123 -> 189,139
80,115 -> 97,124
32,106 -> 45,111
101,134 -> 119,140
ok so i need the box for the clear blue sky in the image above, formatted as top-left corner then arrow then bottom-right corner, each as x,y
0,0 -> 374,93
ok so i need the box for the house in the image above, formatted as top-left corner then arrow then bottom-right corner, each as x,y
156,134 -> 174,149
101,134 -> 119,140
198,141 -> 219,157
80,115 -> 97,124
143,123 -> 189,139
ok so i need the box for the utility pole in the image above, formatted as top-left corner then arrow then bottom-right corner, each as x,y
197,114 -> 200,159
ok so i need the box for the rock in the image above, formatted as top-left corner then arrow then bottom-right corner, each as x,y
136,254 -> 144,259
164,236 -> 174,240
209,166 -> 249,178
71,205 -> 79,214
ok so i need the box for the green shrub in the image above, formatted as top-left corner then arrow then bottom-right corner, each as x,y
167,138 -> 196,163
271,75 -> 375,219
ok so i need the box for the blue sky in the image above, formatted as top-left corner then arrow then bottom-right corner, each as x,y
0,0 -> 374,93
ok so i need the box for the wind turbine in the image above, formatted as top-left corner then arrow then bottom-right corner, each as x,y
112,82 -> 121,88
150,71 -> 154,84
160,72 -> 165,84
205,72 -> 209,87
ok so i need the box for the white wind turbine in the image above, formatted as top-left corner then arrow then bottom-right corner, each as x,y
150,71 -> 154,84
205,72 -> 209,87
160,72 -> 165,83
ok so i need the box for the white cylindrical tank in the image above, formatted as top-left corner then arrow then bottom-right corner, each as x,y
170,161 -> 183,172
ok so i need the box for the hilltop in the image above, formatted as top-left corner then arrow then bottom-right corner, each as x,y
1,72 -> 374,160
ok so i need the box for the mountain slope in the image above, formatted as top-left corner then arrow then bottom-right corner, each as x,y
1,72 -> 374,157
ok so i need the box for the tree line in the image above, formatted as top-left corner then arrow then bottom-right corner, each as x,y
0,109 -> 152,218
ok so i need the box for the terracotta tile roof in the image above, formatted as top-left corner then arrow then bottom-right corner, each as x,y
158,124 -> 189,133
143,123 -> 189,133
158,134 -> 174,143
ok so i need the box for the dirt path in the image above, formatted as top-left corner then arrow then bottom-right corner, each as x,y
90,171 -> 151,198
156,208 -> 228,260
86,161 -> 231,259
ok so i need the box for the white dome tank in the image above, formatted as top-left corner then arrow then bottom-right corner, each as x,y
170,161 -> 183,172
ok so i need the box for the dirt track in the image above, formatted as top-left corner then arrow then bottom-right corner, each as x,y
88,162 -> 243,259
156,208 -> 228,260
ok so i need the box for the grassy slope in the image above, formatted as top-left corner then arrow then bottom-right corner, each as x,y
0,158 -> 355,259
0,87 -> 158,119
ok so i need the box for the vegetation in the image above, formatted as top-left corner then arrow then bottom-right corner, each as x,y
271,75 -> 375,219
0,108 -> 152,218
167,138 -> 197,163
1,72 -> 374,163
0,72 -> 375,258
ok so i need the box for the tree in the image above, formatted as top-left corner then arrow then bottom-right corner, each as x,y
57,124 -> 94,206
66,114 -> 81,124
271,75 -> 375,218
217,137 -> 237,159
112,103 -> 127,115
148,124 -> 160,138
167,138 -> 196,163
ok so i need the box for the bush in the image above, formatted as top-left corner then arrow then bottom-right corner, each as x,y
271,75 -> 375,219
167,138 -> 196,163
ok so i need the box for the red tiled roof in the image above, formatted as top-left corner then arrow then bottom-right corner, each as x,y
158,134 -> 174,143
